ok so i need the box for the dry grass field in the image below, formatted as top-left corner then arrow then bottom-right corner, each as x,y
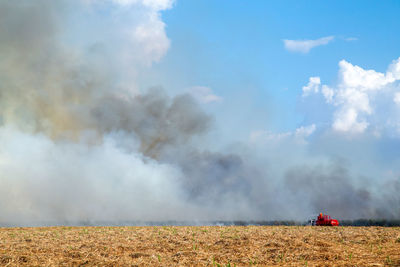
0,226 -> 399,266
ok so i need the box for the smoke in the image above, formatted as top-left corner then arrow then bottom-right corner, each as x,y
284,164 -> 375,219
0,0 -> 265,224
0,0 -> 399,225
0,127 -> 189,222
91,90 -> 211,157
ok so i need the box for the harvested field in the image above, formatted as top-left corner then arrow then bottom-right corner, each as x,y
0,226 -> 399,266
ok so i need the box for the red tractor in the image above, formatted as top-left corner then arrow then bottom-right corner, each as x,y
312,213 -> 339,226
309,213 -> 339,226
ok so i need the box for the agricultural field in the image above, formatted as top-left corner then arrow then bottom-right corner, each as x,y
0,226 -> 399,266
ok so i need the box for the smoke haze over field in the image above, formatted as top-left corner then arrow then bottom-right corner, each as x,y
0,1 -> 399,225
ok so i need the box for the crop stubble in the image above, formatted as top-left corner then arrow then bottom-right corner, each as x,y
0,226 -> 399,266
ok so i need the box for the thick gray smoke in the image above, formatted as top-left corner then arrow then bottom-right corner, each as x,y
285,164 -> 376,219
0,0 -> 267,224
0,1 -> 398,225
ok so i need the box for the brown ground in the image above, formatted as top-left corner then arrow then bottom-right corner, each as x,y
0,226 -> 399,266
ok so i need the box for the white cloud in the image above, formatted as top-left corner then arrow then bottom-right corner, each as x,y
283,36 -> 334,53
388,57 -> 400,80
302,77 -> 321,96
295,124 -> 316,138
332,108 -> 368,134
303,57 -> 400,134
394,92 -> 400,105
189,86 -> 222,104
331,59 -> 400,133
338,60 -> 394,90
112,0 -> 174,9
322,85 -> 334,103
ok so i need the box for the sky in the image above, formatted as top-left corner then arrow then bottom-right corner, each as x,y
145,0 -> 400,138
0,0 -> 399,225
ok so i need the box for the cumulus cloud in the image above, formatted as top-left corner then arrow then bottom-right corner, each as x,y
321,85 -> 334,103
303,57 -> 400,134
338,60 -> 396,89
188,86 -> 222,104
394,92 -> 400,105
283,36 -> 334,53
302,77 -> 321,96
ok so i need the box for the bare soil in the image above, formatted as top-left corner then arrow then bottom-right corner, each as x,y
0,226 -> 399,266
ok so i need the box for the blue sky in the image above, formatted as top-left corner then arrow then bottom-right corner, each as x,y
140,0 -> 400,141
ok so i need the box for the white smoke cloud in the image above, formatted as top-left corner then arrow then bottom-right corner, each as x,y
0,0 -> 281,223
80,0 -> 173,69
0,127 -> 191,223
0,0 -> 196,224
112,0 -> 173,66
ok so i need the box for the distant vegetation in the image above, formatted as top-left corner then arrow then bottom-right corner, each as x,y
339,219 -> 400,227
217,220 -> 400,227
2,219 -> 400,227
